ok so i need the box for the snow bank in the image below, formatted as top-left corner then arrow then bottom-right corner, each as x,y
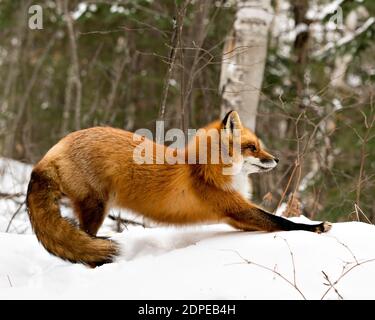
0,158 -> 32,234
0,220 -> 374,299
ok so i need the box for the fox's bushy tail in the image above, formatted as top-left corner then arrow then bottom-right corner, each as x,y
26,168 -> 119,267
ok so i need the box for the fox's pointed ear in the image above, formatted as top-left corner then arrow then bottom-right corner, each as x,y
222,110 -> 242,133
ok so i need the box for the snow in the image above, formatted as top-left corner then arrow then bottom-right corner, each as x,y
0,221 -> 375,299
0,158 -> 32,234
72,3 -> 87,20
1,158 -> 375,299
313,17 -> 375,57
306,0 -> 345,21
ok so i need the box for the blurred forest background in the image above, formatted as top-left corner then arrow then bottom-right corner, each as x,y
0,0 -> 374,227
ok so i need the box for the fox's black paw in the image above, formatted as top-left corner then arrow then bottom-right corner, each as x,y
314,221 -> 332,234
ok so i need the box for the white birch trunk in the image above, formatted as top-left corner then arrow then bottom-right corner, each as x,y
219,0 -> 273,131
331,6 -> 369,89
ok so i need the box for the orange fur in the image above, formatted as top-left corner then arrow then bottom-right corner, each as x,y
26,111 -> 331,266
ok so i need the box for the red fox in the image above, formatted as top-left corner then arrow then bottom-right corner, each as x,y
26,111 -> 331,267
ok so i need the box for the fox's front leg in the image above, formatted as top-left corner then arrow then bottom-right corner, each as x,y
225,206 -> 332,234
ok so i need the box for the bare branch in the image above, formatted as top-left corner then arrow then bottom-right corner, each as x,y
62,0 -> 82,131
225,249 -> 307,300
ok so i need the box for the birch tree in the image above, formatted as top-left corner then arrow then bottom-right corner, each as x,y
219,0 -> 273,131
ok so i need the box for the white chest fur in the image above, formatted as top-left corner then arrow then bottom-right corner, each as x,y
230,172 -> 251,200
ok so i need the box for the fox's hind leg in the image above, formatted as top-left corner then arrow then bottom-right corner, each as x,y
226,207 -> 332,233
73,196 -> 108,236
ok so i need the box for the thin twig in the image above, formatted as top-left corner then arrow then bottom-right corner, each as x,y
0,192 -> 24,199
355,108 -> 374,208
107,214 -> 146,228
321,271 -> 343,300
329,236 -> 359,265
158,1 -> 190,121
62,0 -> 82,131
275,235 -> 297,287
7,275 -> 13,288
354,203 -> 373,224
5,201 -> 25,233
321,258 -> 375,300
225,249 -> 307,300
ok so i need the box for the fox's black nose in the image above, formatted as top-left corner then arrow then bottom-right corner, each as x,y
261,157 -> 279,164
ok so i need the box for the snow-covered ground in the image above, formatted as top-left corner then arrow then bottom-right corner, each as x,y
1,158 -> 375,299
0,158 -> 32,234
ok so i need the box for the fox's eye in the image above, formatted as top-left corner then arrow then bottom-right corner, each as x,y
248,144 -> 257,152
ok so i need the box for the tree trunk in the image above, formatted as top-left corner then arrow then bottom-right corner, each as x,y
219,0 -> 273,131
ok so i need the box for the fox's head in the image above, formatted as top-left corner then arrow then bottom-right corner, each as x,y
220,110 -> 279,175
